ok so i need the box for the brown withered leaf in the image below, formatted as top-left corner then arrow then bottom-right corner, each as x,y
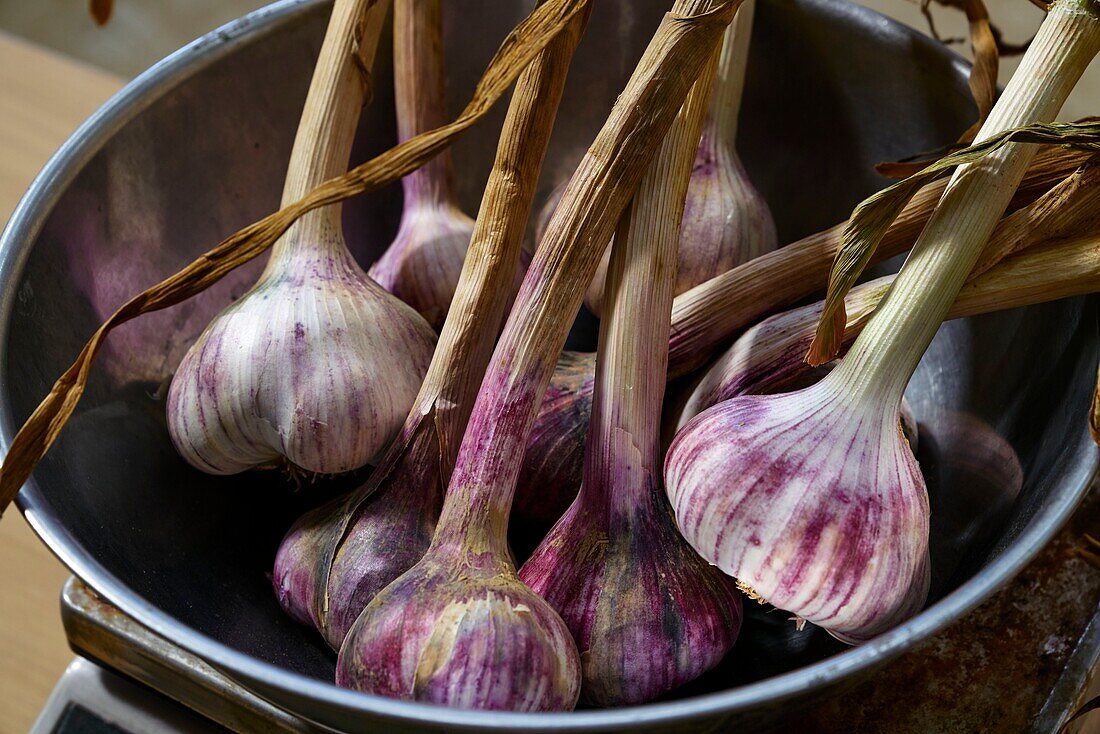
89,0 -> 113,26
0,0 -> 592,517
806,120 -> 1100,366
1091,364 -> 1100,447
876,0 -> 1018,179
971,154 -> 1100,276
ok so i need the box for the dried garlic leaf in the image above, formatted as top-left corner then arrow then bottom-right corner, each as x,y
0,0 -> 591,516
1091,362 -> 1100,446
807,119 -> 1100,366
876,0 -> 998,178
89,0 -> 113,26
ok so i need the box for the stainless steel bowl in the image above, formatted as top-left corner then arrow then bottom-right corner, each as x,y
1,0 -> 1096,731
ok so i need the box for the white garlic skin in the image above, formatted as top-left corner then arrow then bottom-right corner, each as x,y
167,217 -> 437,475
665,386 -> 930,643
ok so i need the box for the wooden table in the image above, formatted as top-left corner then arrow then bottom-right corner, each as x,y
0,32 -> 122,734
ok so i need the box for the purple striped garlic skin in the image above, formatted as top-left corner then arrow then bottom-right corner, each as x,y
671,278 -> 889,430
520,469 -> 742,705
336,549 -> 581,710
665,387 -> 930,643
272,416 -> 445,649
273,494 -> 343,630
166,219 -> 437,475
513,351 -> 594,530
369,203 -> 477,331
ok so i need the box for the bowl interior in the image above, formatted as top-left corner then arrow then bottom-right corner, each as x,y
2,0 -> 1096,726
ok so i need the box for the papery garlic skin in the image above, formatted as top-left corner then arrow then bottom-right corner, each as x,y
167,219 -> 437,475
520,472 -> 742,705
273,495 -> 340,628
513,352 -> 594,530
585,126 -> 776,316
337,551 -> 581,710
272,417 -> 444,648
681,122 -> 777,268
665,387 -> 930,643
369,204 -> 477,331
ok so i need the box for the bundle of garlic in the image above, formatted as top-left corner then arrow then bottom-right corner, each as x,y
368,0 -> 525,330
335,0 -> 740,710
513,145 -> 1088,530
666,0 -> 1100,643
274,0 -> 590,649
518,45 -> 742,705
166,0 -> 438,476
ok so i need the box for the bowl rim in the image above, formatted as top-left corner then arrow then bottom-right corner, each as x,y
0,0 -> 1095,729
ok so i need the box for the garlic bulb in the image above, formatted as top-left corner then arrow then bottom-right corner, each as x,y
666,380 -> 932,643
583,0 -> 775,317
666,2 -> 1100,643
368,0 -> 523,330
512,351 -> 594,532
336,547 -> 581,709
272,441 -> 441,647
167,0 -> 436,476
273,495 -> 340,628
520,492 -> 742,704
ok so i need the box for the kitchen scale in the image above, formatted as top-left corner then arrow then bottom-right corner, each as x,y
26,488 -> 1100,733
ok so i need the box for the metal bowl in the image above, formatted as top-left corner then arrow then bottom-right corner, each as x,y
1,0 -> 1095,731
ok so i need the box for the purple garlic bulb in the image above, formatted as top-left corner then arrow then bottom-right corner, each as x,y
272,495 -> 341,628
368,0 -> 522,330
272,422 -> 444,649
583,1 -> 776,317
513,351 -> 594,530
369,202 -> 479,331
520,472 -> 742,705
167,215 -> 437,475
665,376 -> 930,644
336,545 -> 581,710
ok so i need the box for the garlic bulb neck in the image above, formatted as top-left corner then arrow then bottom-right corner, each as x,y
394,0 -> 456,211
708,0 -> 753,143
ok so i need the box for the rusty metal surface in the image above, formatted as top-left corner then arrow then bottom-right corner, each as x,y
786,487 -> 1100,734
61,577 -> 329,733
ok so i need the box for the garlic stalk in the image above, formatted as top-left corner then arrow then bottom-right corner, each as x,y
273,6 -> 590,649
368,0 -> 522,330
666,145 -> 1089,377
676,234 -> 1100,425
665,1 -> 1100,644
518,51 -> 742,705
335,0 -> 739,709
512,147 -> 1087,531
584,0 -> 775,316
166,0 -> 438,476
